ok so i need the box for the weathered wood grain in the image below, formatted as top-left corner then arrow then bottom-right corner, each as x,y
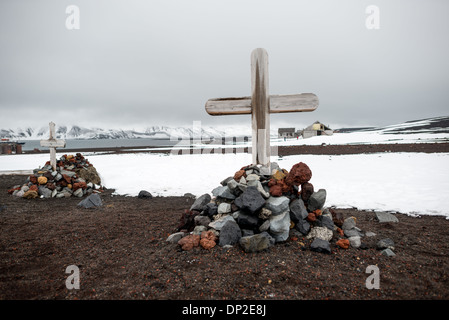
251,48 -> 270,166
205,93 -> 318,115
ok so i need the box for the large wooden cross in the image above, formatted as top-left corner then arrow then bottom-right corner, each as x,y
205,48 -> 319,167
40,122 -> 66,171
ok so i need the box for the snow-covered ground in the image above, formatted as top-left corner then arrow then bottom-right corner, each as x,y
1,151 -> 448,218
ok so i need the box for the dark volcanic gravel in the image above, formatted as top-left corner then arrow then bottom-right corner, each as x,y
1,172 -> 448,301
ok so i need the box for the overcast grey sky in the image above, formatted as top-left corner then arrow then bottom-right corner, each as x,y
1,0 -> 448,130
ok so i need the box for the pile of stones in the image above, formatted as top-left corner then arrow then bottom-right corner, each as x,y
8,153 -> 103,199
167,161 -> 398,255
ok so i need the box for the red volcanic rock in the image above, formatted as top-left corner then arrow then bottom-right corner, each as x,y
330,208 -> 344,228
336,239 -> 350,249
46,183 -> 56,191
336,227 -> 344,236
7,187 -> 21,194
233,169 -> 246,181
29,175 -> 38,184
62,174 -> 71,184
269,184 -> 283,197
178,234 -> 200,251
73,182 -> 87,191
286,162 -> 312,186
268,179 -> 292,196
306,212 -> 317,222
300,182 -> 314,202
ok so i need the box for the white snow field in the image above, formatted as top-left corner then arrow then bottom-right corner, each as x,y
1,151 -> 448,218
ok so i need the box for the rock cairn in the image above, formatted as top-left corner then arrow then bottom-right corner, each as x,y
8,153 -> 103,199
167,161 -> 343,253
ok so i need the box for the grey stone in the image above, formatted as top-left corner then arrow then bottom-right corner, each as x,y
239,176 -> 247,185
342,217 -> 357,231
192,225 -> 207,235
51,189 -> 58,198
194,215 -> 211,227
381,248 -> 396,257
259,165 -> 271,176
242,229 -> 254,237
226,179 -> 239,193
217,202 -> 231,214
166,232 -> 185,243
365,231 -> 377,237
307,189 -> 327,212
15,190 -> 24,197
234,186 -> 266,214
236,212 -> 259,230
269,210 -> 290,242
375,212 -> 399,223
289,198 -> 308,223
239,232 -> 275,253
138,190 -> 153,199
77,193 -> 102,208
190,193 -> 211,211
60,170 -> 77,178
20,185 -> 29,193
295,219 -> 311,235
310,238 -> 331,254
264,196 -> 290,216
55,192 -> 65,198
248,180 -> 270,199
377,238 -> 395,251
218,220 -> 242,246
246,173 -> 260,182
344,228 -> 363,238
54,173 -> 63,181
220,176 -> 234,186
348,236 -> 362,248
203,202 -> 218,217
38,186 -> 52,198
306,226 -> 333,242
259,219 -> 271,232
321,216 -> 335,231
212,186 -> 236,200
208,215 -> 235,231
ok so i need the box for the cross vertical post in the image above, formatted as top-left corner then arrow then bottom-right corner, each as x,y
251,48 -> 270,167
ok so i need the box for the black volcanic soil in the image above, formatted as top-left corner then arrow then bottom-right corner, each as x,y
24,142 -> 449,156
1,144 -> 449,301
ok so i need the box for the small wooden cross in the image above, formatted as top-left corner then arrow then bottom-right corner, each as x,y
40,122 -> 66,171
205,48 -> 319,167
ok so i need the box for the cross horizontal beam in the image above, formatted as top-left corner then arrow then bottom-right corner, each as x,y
205,93 -> 318,116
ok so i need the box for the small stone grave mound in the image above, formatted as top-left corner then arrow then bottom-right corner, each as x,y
168,161 -> 340,253
8,153 -> 103,199
168,161 -> 396,255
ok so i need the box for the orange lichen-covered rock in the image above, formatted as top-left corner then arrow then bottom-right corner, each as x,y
37,176 -> 48,185
199,231 -> 217,250
178,234 -> 200,251
336,239 -> 350,249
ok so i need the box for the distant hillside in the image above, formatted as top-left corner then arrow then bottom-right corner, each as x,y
1,116 -> 448,140
335,116 -> 449,134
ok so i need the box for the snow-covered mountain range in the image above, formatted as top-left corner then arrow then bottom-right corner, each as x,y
1,116 -> 447,140
0,124 -> 252,140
